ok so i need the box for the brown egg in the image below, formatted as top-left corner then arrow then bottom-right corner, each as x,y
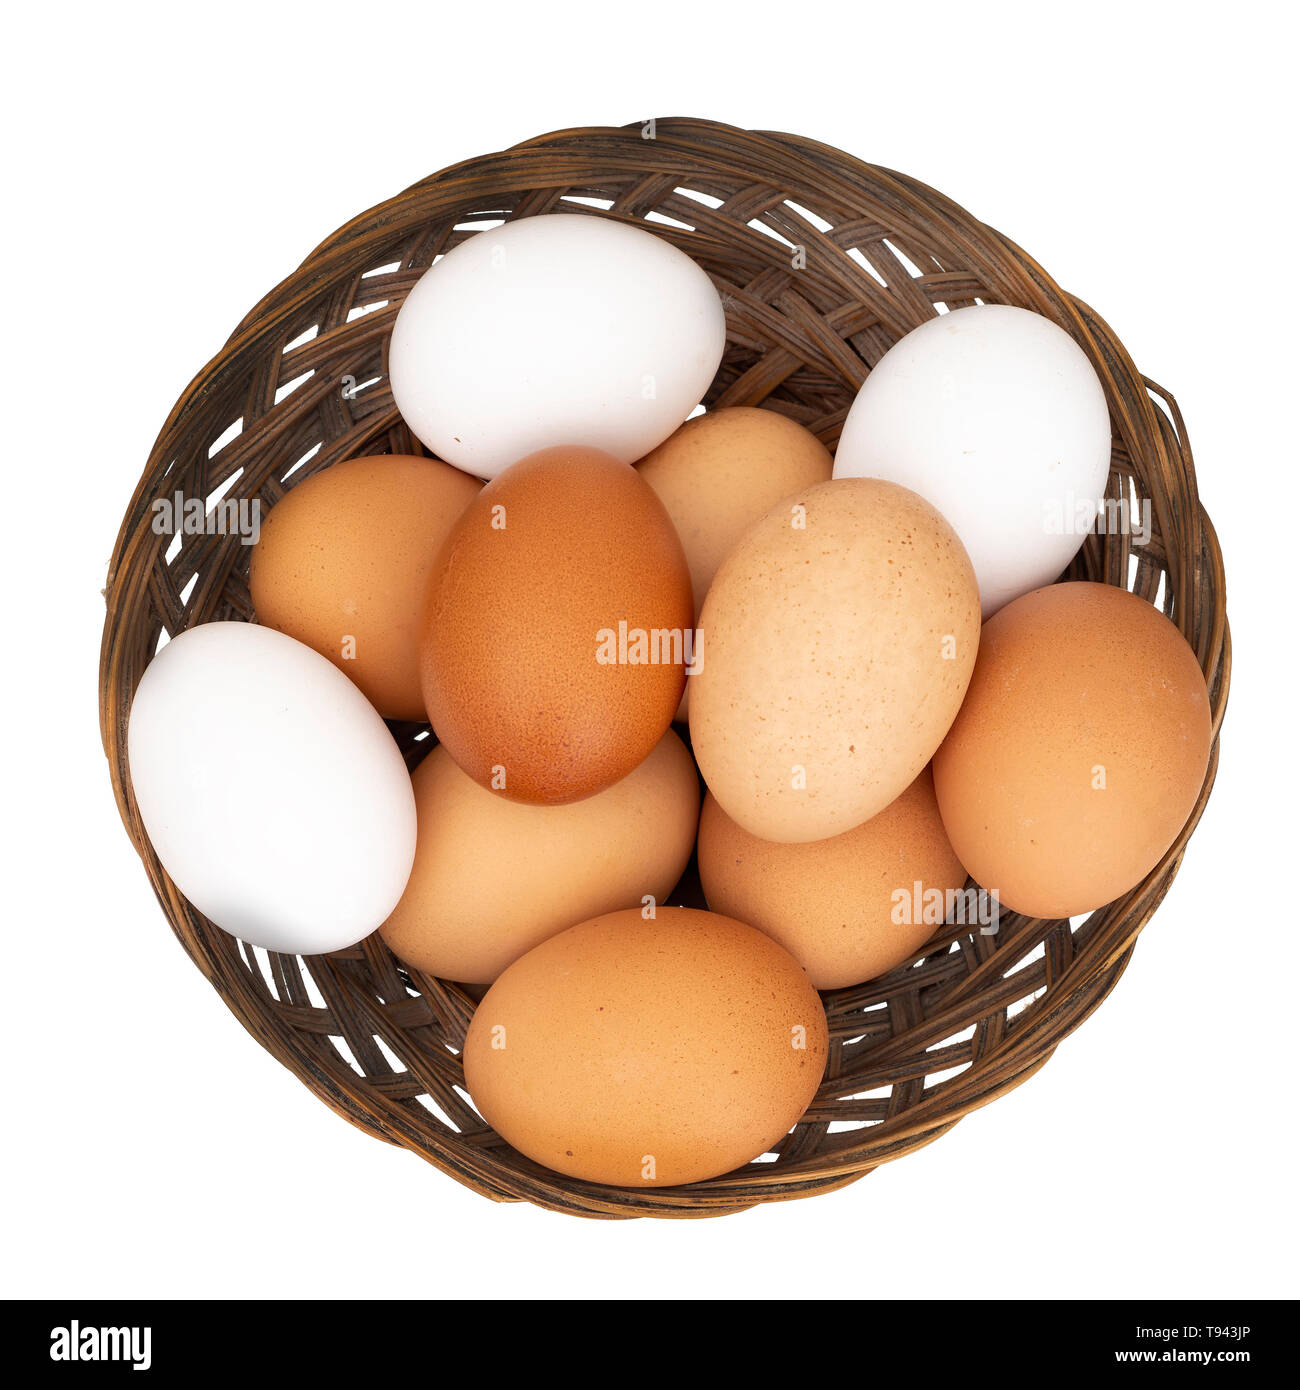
637,407 -> 833,719
381,730 -> 700,984
690,477 -> 980,843
932,581 -> 1213,919
421,446 -> 693,804
462,907 -> 828,1187
249,454 -> 481,720
698,768 -> 969,990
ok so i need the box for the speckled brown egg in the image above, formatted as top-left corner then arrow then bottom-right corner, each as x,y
932,581 -> 1213,919
249,453 -> 481,720
380,729 -> 700,984
421,446 -> 692,804
462,907 -> 828,1187
637,407 -> 833,720
689,477 -> 981,843
698,767 -> 969,989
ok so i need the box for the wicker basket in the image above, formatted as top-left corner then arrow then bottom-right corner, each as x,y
99,117 -> 1230,1219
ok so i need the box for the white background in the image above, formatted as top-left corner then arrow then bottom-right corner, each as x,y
4,1 -> 1293,1301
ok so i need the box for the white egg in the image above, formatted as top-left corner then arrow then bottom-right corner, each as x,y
127,622 -> 417,955
832,304 -> 1112,616
389,214 -> 727,479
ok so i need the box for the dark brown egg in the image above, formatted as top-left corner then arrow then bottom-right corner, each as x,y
420,446 -> 693,804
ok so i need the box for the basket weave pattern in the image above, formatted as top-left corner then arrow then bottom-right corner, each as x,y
100,119 -> 1230,1218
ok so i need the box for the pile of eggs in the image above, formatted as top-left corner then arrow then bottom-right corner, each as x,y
127,214 -> 1213,1189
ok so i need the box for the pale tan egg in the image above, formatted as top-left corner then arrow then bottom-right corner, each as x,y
637,407 -> 833,719
249,454 -> 481,721
689,477 -> 981,844
462,907 -> 827,1187
698,768 -> 969,989
380,730 -> 699,984
932,581 -> 1213,919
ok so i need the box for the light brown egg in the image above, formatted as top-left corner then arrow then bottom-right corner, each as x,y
462,907 -> 828,1187
932,581 -> 1213,919
637,407 -> 833,719
249,454 -> 481,720
698,768 -> 969,990
689,477 -> 980,843
380,730 -> 700,984
421,446 -> 693,804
